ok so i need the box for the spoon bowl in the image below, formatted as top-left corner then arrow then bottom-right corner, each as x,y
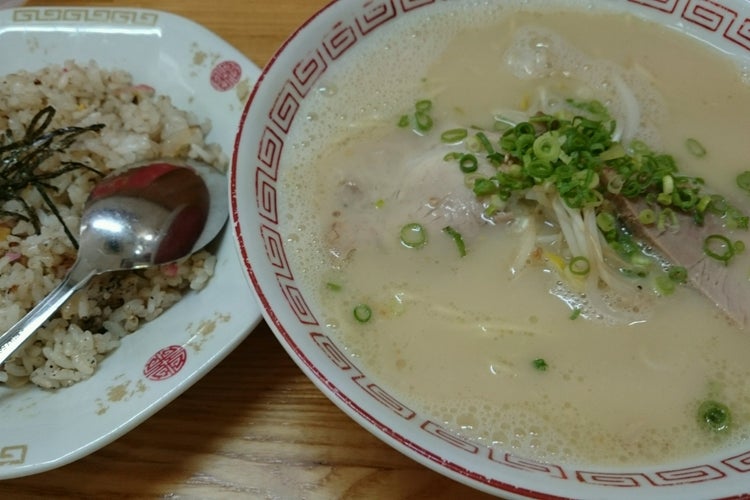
0,158 -> 228,364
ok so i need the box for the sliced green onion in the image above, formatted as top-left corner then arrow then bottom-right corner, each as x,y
657,208 -> 679,232
598,143 -> 626,162
668,266 -> 688,283
459,154 -> 478,173
484,194 -> 506,218
656,192 -> 672,206
473,131 -> 494,155
397,114 -> 410,128
737,171 -> 750,193
735,240 -> 746,254
415,111 -> 433,132
662,175 -> 674,195
465,134 -> 482,153
654,274 -> 676,295
486,151 -> 504,166
400,223 -> 427,249
569,256 -> 591,276
727,207 -> 749,230
703,234 -> 734,264
525,159 -> 553,179
441,128 -> 468,143
353,303 -> 372,323
638,208 -> 656,225
532,358 -> 548,371
697,195 -> 713,213
515,122 -> 535,135
708,194 -> 728,215
698,400 -> 731,433
532,132 -> 561,162
415,99 -> 432,113
672,189 -> 698,210
606,174 -> 624,195
686,138 -> 706,158
443,226 -> 466,257
463,172 -> 482,189
443,151 -> 463,162
515,133 -> 536,154
326,282 -> 342,291
473,178 -> 498,196
596,212 -> 616,233
569,308 -> 582,320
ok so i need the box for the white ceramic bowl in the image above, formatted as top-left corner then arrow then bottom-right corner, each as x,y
231,1 -> 750,497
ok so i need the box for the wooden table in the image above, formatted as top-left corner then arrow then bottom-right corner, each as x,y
4,1 -> 497,498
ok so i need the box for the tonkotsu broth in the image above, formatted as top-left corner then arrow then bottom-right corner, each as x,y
279,2 -> 750,465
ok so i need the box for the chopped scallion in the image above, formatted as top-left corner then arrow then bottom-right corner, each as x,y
400,222 -> 427,249
415,111 -> 433,132
662,175 -> 674,195
532,132 -> 561,162
703,234 -> 734,264
443,226 -> 467,257
525,159 -> 553,179
569,256 -> 591,276
353,304 -> 372,323
475,131 -> 495,155
698,400 -> 731,433
668,266 -> 688,283
708,194 -> 728,215
415,99 -> 432,113
638,208 -> 656,225
532,358 -> 548,371
654,274 -> 676,295
441,128 -> 468,143
459,154 -> 478,173
473,177 -> 498,196
596,212 -> 615,233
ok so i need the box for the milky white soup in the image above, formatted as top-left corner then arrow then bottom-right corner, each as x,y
279,2 -> 750,465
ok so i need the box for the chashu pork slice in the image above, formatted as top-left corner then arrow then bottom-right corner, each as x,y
326,139 -> 502,261
608,189 -> 750,328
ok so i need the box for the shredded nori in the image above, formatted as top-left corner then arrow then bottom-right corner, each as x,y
0,105 -> 105,248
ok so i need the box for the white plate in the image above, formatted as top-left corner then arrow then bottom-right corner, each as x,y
0,7 -> 261,479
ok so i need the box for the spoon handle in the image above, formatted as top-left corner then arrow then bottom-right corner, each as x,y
0,260 -> 97,366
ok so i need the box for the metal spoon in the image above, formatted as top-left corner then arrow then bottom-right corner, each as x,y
0,158 -> 228,365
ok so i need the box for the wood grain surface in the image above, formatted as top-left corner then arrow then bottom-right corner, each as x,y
3,1 -> 498,498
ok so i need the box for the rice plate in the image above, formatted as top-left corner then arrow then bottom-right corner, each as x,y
0,60 -> 224,389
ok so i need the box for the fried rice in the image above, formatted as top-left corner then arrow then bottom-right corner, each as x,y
0,60 -> 224,389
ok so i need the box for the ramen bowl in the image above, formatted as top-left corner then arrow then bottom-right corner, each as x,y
231,1 -> 750,497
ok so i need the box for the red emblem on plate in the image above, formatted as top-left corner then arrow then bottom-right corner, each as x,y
143,345 -> 187,381
210,60 -> 242,91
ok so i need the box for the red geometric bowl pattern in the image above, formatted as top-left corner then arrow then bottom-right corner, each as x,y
636,0 -> 750,49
